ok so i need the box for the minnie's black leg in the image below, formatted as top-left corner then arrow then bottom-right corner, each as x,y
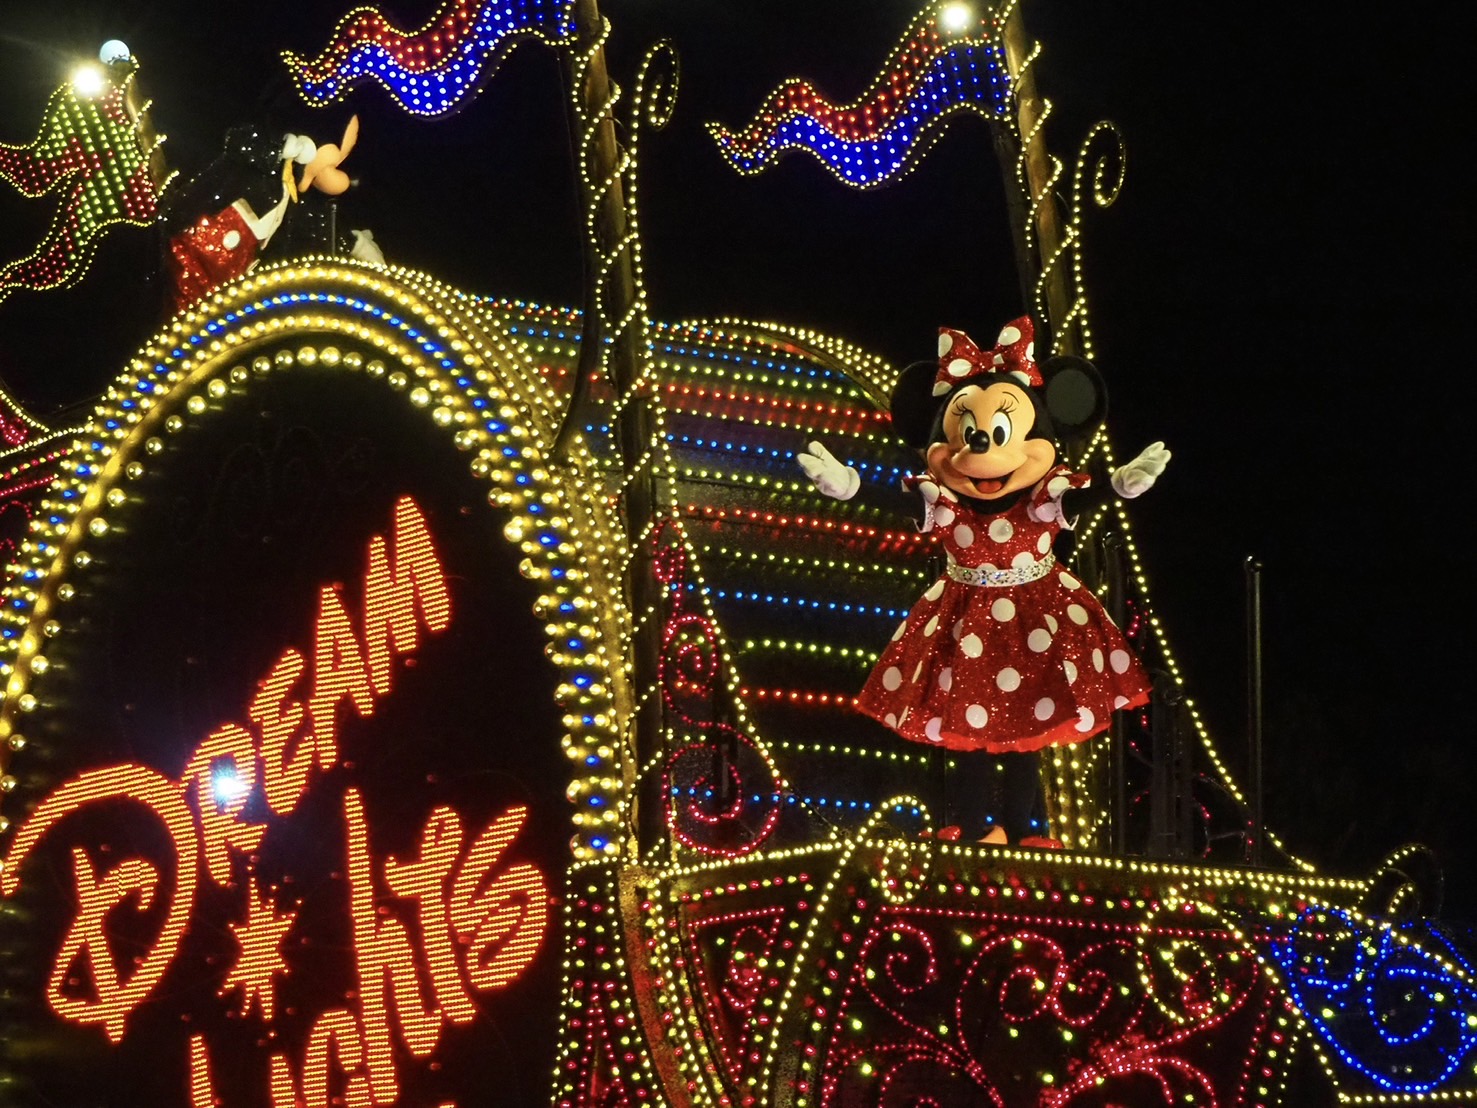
999,750 -> 1046,842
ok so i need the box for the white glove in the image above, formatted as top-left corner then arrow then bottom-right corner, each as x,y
797,441 -> 860,500
281,133 -> 318,165
350,228 -> 385,265
914,477 -> 942,531
1110,441 -> 1171,499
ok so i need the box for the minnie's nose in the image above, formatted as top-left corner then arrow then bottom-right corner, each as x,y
965,429 -> 991,454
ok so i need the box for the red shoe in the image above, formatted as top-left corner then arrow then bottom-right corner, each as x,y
1018,835 -> 1064,850
921,825 -> 963,841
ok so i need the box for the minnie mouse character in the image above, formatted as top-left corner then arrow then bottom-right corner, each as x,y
799,316 -> 1169,846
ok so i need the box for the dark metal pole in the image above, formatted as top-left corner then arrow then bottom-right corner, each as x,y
1171,685 -> 1192,858
1147,671 -> 1174,858
1102,531 -> 1127,855
1245,556 -> 1264,866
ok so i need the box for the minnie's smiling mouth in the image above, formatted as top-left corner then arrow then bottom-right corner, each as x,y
970,474 -> 1011,496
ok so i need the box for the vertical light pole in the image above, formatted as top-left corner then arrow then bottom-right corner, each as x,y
558,0 -> 668,856
996,1 -> 1077,356
555,8 -> 698,1100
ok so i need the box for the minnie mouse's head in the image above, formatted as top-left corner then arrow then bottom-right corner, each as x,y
890,317 -> 1107,508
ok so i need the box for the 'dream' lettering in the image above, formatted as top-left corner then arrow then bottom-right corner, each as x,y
0,494 -> 460,1042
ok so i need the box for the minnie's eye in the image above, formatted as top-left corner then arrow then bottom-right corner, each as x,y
990,411 -> 1012,446
956,410 -> 978,441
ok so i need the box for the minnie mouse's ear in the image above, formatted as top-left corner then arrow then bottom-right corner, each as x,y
888,360 -> 942,449
1041,355 -> 1107,437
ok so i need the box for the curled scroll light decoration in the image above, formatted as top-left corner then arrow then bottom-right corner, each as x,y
1136,897 -> 1261,1030
654,522 -> 782,857
562,32 -> 678,432
1362,843 -> 1445,922
818,923 -> 1226,1108
632,39 -> 680,134
1032,119 -> 1125,362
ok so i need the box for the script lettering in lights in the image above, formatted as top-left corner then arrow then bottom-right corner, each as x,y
0,495 -> 552,1107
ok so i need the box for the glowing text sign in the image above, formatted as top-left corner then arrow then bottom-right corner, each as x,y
1,495 -> 551,1106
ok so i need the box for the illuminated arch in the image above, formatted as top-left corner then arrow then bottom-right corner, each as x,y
0,257 -> 636,861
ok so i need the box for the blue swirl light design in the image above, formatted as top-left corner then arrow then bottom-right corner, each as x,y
1268,906 -> 1477,1095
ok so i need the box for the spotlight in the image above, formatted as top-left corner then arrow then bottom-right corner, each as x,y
939,2 -> 974,33
212,764 -> 249,807
71,64 -> 107,98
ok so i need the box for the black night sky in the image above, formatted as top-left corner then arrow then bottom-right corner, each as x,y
1,1 -> 1473,916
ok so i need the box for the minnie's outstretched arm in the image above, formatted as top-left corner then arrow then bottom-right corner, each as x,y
1058,441 -> 1172,522
797,441 -> 860,500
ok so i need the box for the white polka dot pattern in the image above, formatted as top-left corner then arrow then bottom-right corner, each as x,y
852,464 -> 1150,754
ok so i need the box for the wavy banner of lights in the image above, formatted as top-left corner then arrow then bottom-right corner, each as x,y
0,58 -> 164,304
283,0 -> 576,115
707,1 -> 1010,189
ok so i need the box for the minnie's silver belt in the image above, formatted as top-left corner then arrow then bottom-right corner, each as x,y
946,553 -> 1055,587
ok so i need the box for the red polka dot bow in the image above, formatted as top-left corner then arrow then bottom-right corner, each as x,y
933,316 -> 1041,396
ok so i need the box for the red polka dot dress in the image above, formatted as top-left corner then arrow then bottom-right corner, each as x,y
856,466 -> 1151,753
166,203 -> 261,314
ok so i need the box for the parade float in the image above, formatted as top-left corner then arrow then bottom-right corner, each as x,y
0,2 -> 1473,1105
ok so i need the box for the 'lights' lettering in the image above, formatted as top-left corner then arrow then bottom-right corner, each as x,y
0,495 -> 551,1105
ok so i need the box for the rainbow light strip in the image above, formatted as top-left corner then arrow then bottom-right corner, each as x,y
283,0 -> 576,117
708,3 -> 1010,189
0,70 -> 160,304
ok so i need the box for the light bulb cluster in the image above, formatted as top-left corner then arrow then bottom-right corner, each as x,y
0,385 -> 52,448
708,1 -> 1010,189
